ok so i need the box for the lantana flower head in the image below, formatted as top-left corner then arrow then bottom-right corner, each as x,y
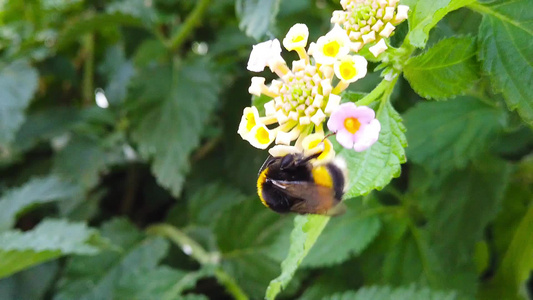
239,23 -> 369,159
327,102 -> 381,151
331,0 -> 409,57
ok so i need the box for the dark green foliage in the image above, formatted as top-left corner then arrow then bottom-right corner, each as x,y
0,0 -> 532,299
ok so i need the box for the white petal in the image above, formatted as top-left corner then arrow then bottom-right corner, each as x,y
369,39 -> 388,57
276,110 -> 289,124
325,94 -> 341,114
320,79 -> 333,96
264,100 -> 276,116
299,116 -> 311,125
379,23 -> 396,38
395,5 -> 409,22
312,94 -> 324,108
310,109 -> 326,126
248,77 -> 266,96
269,145 -> 299,157
384,7 -> 395,21
362,31 -> 376,44
247,39 -> 282,72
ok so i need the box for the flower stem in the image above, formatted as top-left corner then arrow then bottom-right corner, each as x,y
168,0 -> 211,52
147,224 -> 216,265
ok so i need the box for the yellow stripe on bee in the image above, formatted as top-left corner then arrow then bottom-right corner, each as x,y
257,169 -> 269,208
312,166 -> 333,188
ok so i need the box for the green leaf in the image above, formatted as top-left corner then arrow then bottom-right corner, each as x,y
324,285 -> 460,300
188,182 -> 247,227
106,0 -> 158,26
56,13 -> 144,49
484,205 -> 533,299
301,198 -> 382,268
299,262 -> 364,300
492,156 -> 533,257
115,266 -> 194,300
41,0 -> 82,10
0,175 -> 81,231
0,219 -> 102,279
404,96 -> 506,170
13,107 -> 82,153
427,158 -> 511,253
53,134 -> 123,190
0,60 -> 38,148
341,100 -> 407,198
98,45 -> 135,104
404,36 -> 478,100
216,199 -> 291,298
382,228 -> 445,289
130,57 -> 221,197
236,0 -> 281,40
0,261 -> 58,300
404,0 -> 475,48
55,218 -> 170,300
475,0 -> 533,126
265,214 -> 330,300
421,158 -> 511,293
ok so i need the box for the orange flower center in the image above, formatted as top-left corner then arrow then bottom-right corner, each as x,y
344,117 -> 361,134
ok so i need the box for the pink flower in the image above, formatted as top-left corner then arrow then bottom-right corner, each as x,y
327,102 -> 381,152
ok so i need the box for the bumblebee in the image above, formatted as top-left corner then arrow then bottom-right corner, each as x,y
257,151 -> 347,215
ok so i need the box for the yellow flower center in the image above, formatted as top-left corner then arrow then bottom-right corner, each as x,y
344,117 -> 361,134
246,112 -> 256,131
339,61 -> 357,80
323,41 -> 340,57
293,35 -> 304,43
308,139 -> 321,149
307,139 -> 331,160
255,126 -> 270,144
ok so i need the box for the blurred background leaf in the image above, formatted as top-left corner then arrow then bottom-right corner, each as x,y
0,0 -> 531,299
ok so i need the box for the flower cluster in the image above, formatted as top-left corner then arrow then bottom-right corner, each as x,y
239,0 -> 410,159
331,0 -> 409,57
239,23 -> 375,159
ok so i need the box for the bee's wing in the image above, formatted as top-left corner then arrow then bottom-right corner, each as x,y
269,180 -> 346,216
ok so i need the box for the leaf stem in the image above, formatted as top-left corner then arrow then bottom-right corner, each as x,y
214,268 -> 250,300
147,224 -> 249,300
82,33 -> 94,106
168,0 -> 211,52
356,75 -> 398,107
147,224 -> 217,265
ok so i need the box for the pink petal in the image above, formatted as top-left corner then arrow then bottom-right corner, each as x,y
350,106 -> 376,124
353,119 -> 381,152
335,129 -> 356,149
327,102 -> 357,132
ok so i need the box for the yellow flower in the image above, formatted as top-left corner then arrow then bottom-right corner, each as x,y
248,124 -> 276,149
283,23 -> 309,52
334,55 -> 368,83
237,106 -> 260,140
311,25 -> 351,65
302,133 -> 335,162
